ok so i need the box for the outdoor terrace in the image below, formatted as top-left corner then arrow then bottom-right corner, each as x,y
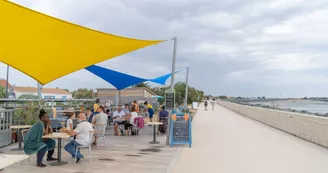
1,124 -> 179,173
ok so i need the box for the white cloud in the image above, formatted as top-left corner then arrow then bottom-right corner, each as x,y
3,0 -> 328,97
191,12 -> 242,29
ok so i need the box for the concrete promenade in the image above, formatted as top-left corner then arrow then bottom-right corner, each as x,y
173,104 -> 328,173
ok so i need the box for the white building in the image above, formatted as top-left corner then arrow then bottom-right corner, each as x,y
0,79 -> 14,98
13,86 -> 72,100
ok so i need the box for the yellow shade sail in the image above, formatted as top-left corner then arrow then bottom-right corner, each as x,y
0,0 -> 163,84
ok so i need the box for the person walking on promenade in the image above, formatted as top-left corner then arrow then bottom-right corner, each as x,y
211,99 -> 215,111
204,100 -> 208,111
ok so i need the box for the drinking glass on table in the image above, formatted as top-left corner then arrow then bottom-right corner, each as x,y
61,122 -> 65,128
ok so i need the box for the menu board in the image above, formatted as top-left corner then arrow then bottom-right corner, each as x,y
165,92 -> 175,110
172,116 -> 190,141
170,114 -> 192,148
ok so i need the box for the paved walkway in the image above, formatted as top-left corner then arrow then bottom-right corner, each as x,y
173,104 -> 328,173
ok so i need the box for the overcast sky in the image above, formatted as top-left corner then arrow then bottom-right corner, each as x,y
1,0 -> 328,98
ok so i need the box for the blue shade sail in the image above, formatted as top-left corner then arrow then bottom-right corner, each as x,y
85,65 -> 147,90
149,69 -> 183,85
85,65 -> 184,90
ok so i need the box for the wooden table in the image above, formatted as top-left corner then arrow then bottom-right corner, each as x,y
146,122 -> 163,144
10,125 -> 31,151
42,133 -> 70,166
0,154 -> 29,170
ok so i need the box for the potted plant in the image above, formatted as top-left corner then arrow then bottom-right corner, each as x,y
12,101 -> 40,142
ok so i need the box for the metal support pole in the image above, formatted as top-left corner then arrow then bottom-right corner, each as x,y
118,90 -> 121,105
184,67 -> 189,109
170,37 -> 177,90
37,82 -> 42,99
166,37 -> 178,145
115,92 -> 118,107
5,65 -> 9,108
37,82 -> 42,108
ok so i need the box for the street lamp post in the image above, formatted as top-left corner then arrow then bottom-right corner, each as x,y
170,37 -> 177,90
184,67 -> 189,109
5,65 -> 9,98
166,37 -> 178,145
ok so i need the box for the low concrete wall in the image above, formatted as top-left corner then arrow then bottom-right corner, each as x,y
219,101 -> 328,148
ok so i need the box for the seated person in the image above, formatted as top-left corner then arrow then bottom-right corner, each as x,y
66,112 -> 75,141
62,113 -> 93,163
67,112 -> 75,130
159,105 -> 169,119
132,100 -> 140,113
158,105 -> 169,134
85,107 -> 94,123
123,104 -> 130,115
105,109 -> 110,115
123,106 -> 138,135
113,105 -> 126,136
24,109 -> 57,168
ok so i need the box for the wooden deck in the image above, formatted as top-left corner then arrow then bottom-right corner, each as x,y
0,125 -> 179,173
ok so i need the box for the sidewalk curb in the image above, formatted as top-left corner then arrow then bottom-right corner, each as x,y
166,107 -> 200,173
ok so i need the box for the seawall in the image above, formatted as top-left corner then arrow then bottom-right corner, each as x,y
219,101 -> 328,148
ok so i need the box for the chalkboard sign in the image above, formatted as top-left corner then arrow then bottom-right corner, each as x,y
170,114 -> 192,147
165,92 -> 175,110
172,116 -> 189,141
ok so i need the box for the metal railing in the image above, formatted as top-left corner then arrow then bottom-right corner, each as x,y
0,109 -> 14,147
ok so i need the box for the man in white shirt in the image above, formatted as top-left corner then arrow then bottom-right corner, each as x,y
113,105 -> 126,136
63,113 -> 93,163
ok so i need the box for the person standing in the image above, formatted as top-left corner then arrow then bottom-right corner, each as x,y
204,100 -> 208,111
24,110 -> 57,167
93,98 -> 100,113
211,99 -> 215,111
144,101 -> 154,122
92,105 -> 108,145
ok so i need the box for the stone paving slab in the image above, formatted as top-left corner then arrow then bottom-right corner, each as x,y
0,125 -> 179,173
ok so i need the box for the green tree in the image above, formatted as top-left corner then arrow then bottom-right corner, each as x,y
18,94 -> 39,99
133,82 -> 151,89
0,86 -> 5,98
14,102 -> 40,125
73,88 -> 95,99
218,95 -> 228,99
169,82 -> 205,105
134,82 -> 205,106
150,86 -> 169,104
